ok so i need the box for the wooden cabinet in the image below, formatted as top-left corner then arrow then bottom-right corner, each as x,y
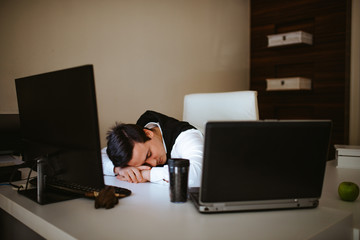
250,0 -> 351,158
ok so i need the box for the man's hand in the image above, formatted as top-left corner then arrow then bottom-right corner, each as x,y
115,166 -> 151,183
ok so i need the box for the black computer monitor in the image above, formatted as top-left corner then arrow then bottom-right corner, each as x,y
15,65 -> 105,204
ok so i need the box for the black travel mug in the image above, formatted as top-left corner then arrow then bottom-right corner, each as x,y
168,158 -> 190,203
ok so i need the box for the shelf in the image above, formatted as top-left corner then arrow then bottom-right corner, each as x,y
267,31 -> 312,48
266,77 -> 311,91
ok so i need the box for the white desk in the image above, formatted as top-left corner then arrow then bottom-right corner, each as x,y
0,162 -> 357,240
321,160 -> 360,239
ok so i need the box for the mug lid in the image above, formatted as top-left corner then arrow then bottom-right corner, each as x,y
168,158 -> 189,167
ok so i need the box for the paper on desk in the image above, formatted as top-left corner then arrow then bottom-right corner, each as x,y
0,155 -> 23,167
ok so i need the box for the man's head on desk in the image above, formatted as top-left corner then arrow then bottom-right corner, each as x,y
106,123 -> 167,182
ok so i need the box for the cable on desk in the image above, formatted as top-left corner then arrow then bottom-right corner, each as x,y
21,161 -> 37,192
7,161 -> 27,190
7,160 -> 36,191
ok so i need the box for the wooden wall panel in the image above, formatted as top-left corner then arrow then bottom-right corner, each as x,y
250,0 -> 351,158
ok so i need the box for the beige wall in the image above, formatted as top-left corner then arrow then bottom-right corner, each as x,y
0,0 -> 250,147
0,0 -> 359,147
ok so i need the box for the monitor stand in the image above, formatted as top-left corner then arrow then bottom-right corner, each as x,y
18,157 -> 80,205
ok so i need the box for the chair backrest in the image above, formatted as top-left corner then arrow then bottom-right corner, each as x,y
183,91 -> 259,134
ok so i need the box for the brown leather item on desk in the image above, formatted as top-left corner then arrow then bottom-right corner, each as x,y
85,186 -> 126,209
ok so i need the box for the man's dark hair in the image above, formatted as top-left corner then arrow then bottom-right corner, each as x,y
106,123 -> 150,167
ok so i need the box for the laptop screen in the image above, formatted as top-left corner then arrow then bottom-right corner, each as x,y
200,120 -> 332,203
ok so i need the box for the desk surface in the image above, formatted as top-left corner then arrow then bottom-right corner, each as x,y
0,161 -> 358,240
321,160 -> 360,230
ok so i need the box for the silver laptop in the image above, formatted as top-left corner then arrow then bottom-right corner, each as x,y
189,120 -> 332,213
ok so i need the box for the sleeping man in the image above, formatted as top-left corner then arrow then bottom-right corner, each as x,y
101,110 -> 204,187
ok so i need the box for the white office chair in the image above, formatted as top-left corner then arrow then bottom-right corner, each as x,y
183,91 -> 259,134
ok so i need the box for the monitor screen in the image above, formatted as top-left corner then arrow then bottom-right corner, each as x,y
15,65 -> 105,202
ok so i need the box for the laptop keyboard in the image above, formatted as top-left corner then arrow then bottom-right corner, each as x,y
191,191 -> 199,199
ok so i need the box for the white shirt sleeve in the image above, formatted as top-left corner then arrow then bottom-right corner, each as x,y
101,147 -> 116,176
150,129 -> 204,187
